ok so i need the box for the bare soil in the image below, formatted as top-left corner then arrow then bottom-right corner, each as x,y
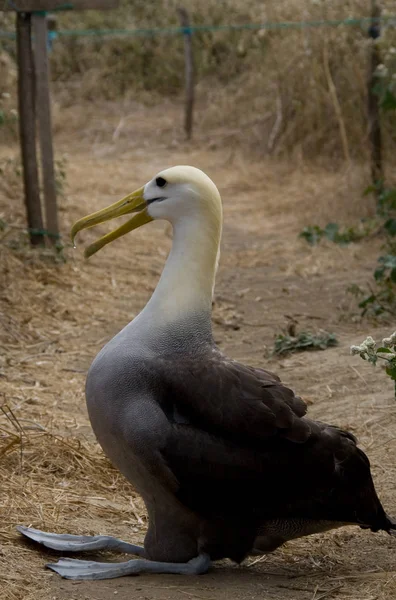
1,101 -> 395,600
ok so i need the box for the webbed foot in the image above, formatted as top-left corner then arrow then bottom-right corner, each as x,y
46,553 -> 211,580
17,525 -> 145,555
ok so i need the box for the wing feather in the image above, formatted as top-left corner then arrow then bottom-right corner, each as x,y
156,350 -> 310,446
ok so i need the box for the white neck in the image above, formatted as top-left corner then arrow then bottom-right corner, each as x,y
137,213 -> 221,330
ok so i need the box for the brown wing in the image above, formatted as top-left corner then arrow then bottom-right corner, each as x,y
157,349 -> 311,447
144,351 -> 390,536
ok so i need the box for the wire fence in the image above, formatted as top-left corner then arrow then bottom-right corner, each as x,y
1,6 -> 395,241
1,15 -> 396,40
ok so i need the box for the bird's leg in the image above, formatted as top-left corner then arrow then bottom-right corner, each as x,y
46,553 -> 211,580
18,526 -> 210,579
17,526 -> 145,556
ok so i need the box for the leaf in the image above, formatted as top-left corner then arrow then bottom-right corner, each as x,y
273,330 -> 338,356
385,364 -> 396,381
377,347 -> 393,353
385,218 -> 396,237
374,266 -> 386,281
299,225 -> 323,246
379,189 -> 396,213
374,304 -> 386,316
358,294 -> 376,308
324,222 -> 339,242
381,89 -> 396,111
381,255 -> 396,269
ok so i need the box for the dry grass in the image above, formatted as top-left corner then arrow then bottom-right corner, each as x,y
0,203 -> 151,600
1,0 -> 396,158
1,101 -> 396,599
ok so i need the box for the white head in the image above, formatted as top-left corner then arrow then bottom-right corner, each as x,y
71,167 -> 223,324
145,166 -> 222,229
71,165 -> 222,258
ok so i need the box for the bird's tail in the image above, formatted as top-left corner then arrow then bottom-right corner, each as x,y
361,485 -> 396,535
370,513 -> 396,535
330,440 -> 395,536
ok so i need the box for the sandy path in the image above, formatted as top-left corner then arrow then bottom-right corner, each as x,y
1,102 -> 395,600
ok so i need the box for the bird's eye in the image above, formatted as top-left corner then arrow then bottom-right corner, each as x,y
156,177 -> 167,188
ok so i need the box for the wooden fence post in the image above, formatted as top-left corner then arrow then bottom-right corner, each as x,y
3,2 -> 119,247
177,7 -> 194,140
368,0 -> 383,197
33,12 -> 59,244
16,11 -> 44,246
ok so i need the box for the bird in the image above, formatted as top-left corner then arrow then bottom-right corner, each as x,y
18,166 -> 395,580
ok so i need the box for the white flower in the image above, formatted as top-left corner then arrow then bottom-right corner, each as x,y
351,345 -> 363,355
382,332 -> 396,347
364,336 -> 376,349
351,344 -> 369,355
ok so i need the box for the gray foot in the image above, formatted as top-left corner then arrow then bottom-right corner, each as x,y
17,525 -> 145,556
47,553 -> 211,580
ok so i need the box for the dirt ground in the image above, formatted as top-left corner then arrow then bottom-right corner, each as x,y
1,101 -> 396,600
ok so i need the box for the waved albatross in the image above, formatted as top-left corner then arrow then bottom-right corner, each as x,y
18,166 -> 395,580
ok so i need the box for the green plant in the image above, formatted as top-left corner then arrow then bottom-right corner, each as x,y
363,184 -> 396,217
352,44 -> 396,316
373,50 -> 396,113
375,254 -> 396,283
351,332 -> 396,399
299,222 -> 372,246
352,286 -> 396,317
348,183 -> 396,318
301,190 -> 396,320
347,256 -> 396,319
298,29 -> 396,318
273,330 -> 338,356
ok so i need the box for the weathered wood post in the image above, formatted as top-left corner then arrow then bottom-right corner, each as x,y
368,0 -> 383,197
177,7 -> 194,140
16,11 -> 44,246
33,11 -> 59,244
3,1 -> 118,246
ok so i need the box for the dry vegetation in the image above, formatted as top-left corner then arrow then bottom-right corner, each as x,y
1,1 -> 396,599
1,101 -> 396,598
1,0 -> 396,159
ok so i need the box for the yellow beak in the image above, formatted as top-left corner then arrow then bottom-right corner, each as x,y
70,186 -> 153,258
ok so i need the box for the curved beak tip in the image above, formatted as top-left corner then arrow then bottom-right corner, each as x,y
70,225 -> 79,247
70,186 -> 149,258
